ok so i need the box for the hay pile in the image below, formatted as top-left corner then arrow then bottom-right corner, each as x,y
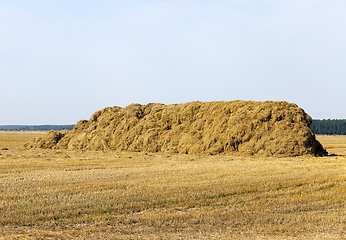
25,101 -> 324,157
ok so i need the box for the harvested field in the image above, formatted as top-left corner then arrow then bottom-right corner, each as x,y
25,101 -> 324,157
0,131 -> 346,239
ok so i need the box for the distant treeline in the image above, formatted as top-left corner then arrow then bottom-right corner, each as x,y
311,119 -> 346,135
1,120 -> 345,135
0,125 -> 75,131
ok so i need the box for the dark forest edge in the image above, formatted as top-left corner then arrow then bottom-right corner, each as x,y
0,125 -> 75,131
310,119 -> 346,135
1,119 -> 346,135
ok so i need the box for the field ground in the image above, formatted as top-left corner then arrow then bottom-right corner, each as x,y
0,131 -> 345,239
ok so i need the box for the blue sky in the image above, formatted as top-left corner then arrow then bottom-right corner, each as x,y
1,0 -> 345,124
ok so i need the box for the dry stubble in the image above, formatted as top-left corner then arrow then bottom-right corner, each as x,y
0,132 -> 346,239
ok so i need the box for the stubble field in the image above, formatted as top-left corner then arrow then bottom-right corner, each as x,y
0,131 -> 345,239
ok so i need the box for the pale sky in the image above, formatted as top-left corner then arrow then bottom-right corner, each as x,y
1,0 -> 345,124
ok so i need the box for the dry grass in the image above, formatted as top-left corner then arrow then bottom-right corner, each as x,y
316,135 -> 346,156
26,101 -> 324,157
0,131 -> 346,239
